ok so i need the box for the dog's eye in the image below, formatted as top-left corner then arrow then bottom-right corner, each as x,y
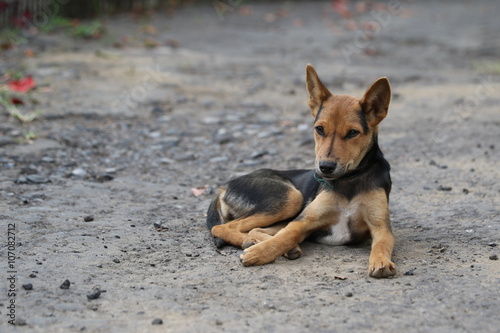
315,126 -> 325,136
345,130 -> 360,139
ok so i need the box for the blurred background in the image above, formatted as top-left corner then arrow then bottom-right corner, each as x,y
0,1 -> 499,332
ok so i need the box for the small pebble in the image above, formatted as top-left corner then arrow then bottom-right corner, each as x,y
345,292 -> 353,297
438,185 -> 452,191
209,156 -> 229,163
238,160 -> 262,168
27,175 -> 51,184
113,258 -> 121,263
489,254 -> 498,261
87,289 -> 101,300
60,279 -> 71,289
16,175 -> 51,184
22,283 -> 33,290
158,137 -> 181,147
488,242 -> 497,247
249,150 -> 268,159
71,168 -> 87,178
263,301 -> 276,310
174,153 -> 195,161
152,318 -> 163,325
14,176 -> 28,184
96,173 -> 114,182
84,215 -> 94,222
16,318 -> 27,326
214,133 -> 232,145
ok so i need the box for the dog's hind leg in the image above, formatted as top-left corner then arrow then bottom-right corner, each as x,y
211,186 -> 304,248
244,224 -> 303,260
212,214 -> 280,248
211,208 -> 301,249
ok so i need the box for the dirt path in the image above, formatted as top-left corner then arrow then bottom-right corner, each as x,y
1,1 -> 499,332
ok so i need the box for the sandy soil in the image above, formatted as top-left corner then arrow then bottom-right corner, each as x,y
1,1 -> 499,332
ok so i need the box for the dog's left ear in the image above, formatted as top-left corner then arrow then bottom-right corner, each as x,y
361,77 -> 391,126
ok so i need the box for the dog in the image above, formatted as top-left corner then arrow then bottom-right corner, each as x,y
207,64 -> 396,278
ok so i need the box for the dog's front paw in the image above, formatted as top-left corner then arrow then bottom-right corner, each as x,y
368,258 -> 396,278
240,243 -> 279,267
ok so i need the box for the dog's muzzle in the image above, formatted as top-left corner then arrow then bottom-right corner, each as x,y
317,161 -> 338,179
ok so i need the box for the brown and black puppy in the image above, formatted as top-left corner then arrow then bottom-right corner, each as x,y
207,64 -> 395,278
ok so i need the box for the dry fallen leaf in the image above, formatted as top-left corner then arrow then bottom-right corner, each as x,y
191,186 -> 207,197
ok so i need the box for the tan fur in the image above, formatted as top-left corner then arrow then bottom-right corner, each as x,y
239,189 -> 395,278
213,64 -> 395,278
243,224 -> 303,260
211,186 -> 303,247
306,64 -> 391,179
306,64 -> 331,114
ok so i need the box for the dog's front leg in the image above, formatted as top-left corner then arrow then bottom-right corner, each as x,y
363,190 -> 396,278
368,227 -> 395,278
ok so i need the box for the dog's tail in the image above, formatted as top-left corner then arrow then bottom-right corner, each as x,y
206,197 -> 227,248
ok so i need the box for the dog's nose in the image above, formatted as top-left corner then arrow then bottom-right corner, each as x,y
319,161 -> 337,175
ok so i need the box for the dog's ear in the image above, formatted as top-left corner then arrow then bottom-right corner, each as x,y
360,77 -> 391,126
306,64 -> 332,118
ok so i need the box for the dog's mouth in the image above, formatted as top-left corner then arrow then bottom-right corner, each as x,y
315,168 -> 347,180
315,161 -> 353,180
316,173 -> 342,181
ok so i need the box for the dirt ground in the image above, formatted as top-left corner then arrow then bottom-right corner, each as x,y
1,1 -> 499,332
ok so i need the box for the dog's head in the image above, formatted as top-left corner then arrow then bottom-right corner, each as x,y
305,64 -> 391,180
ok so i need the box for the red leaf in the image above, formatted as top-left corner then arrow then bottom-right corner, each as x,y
8,76 -> 35,93
10,97 -> 24,105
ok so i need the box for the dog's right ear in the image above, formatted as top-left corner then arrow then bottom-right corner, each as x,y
306,64 -> 332,118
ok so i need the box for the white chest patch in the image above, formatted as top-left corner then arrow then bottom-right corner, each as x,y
316,203 -> 358,246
